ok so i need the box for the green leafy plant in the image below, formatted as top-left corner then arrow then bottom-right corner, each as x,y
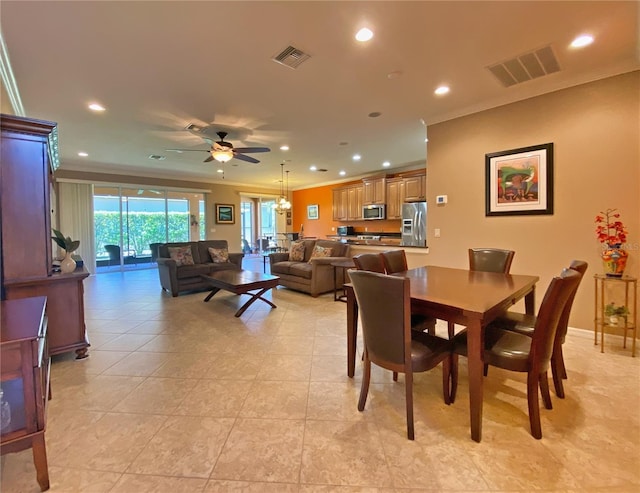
604,302 -> 629,318
51,229 -> 80,253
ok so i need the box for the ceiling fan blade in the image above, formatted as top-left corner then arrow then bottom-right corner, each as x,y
166,148 -> 210,153
203,155 -> 214,163
233,153 -> 260,164
233,147 -> 270,154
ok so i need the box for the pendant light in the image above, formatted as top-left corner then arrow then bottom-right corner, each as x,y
273,162 -> 291,214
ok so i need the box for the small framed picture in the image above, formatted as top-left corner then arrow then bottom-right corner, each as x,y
215,204 -> 235,224
286,211 -> 292,219
307,204 -> 319,220
485,143 -> 554,216
286,218 -> 292,226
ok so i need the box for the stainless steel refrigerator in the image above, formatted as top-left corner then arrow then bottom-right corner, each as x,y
401,202 -> 427,247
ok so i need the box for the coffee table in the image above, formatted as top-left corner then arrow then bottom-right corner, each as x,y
201,270 -> 280,317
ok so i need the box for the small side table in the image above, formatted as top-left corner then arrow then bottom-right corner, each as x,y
331,259 -> 355,302
594,274 -> 637,357
262,255 -> 270,274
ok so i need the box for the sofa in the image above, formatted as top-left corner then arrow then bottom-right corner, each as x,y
269,239 -> 351,297
157,240 -> 244,297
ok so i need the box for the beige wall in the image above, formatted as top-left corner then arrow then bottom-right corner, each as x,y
426,71 -> 639,330
55,169 -> 280,252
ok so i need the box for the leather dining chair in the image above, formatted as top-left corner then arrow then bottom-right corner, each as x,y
448,248 -> 516,339
352,253 -> 385,273
349,269 -> 455,440
451,268 -> 581,439
381,250 -> 437,335
492,260 -> 588,398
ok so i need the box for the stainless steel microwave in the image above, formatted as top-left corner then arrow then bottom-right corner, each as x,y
362,204 -> 385,220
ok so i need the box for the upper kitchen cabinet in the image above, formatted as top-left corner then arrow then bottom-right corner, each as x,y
386,177 -> 405,220
403,173 -> 426,202
362,176 -> 386,205
333,184 -> 363,221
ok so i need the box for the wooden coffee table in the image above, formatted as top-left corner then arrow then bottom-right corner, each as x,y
201,270 -> 280,317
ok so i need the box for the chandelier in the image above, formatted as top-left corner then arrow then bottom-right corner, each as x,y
273,163 -> 291,214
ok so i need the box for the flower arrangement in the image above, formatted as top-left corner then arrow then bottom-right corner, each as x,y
51,228 -> 80,253
595,208 -> 627,247
604,302 -> 629,318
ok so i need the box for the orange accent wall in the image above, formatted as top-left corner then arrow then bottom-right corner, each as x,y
291,184 -> 402,238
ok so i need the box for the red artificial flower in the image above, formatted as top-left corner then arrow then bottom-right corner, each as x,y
595,209 -> 628,246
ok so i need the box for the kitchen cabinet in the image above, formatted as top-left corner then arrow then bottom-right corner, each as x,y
1,296 -> 51,491
403,174 -> 426,202
362,177 -> 386,205
1,114 -> 89,358
333,184 -> 363,221
386,177 -> 405,220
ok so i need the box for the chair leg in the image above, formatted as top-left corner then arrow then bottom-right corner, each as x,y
450,354 -> 459,403
527,371 -> 542,439
358,353 -> 371,412
551,351 -> 565,399
393,371 -> 398,381
483,364 -> 489,376
558,346 -> 568,379
539,371 -> 553,410
441,356 -> 451,405
405,370 -> 415,440
447,321 -> 455,339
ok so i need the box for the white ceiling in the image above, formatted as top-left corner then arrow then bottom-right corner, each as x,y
1,1 -> 637,191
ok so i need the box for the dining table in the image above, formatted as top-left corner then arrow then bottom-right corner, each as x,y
345,265 -> 539,442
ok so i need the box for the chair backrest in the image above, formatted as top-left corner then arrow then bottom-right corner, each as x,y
149,242 -> 162,262
530,269 -> 582,371
468,248 -> 515,273
241,239 -> 252,254
555,260 -> 588,345
104,244 -> 120,261
353,253 -> 385,273
381,249 -> 408,274
349,270 -> 411,369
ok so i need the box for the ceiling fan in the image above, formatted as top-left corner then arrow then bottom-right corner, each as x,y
166,131 -> 270,164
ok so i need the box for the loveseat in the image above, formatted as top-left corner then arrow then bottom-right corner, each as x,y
269,239 -> 351,297
157,240 -> 243,297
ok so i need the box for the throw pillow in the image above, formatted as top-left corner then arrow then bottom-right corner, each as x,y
208,247 -> 229,263
168,245 -> 194,266
289,240 -> 306,262
308,245 -> 334,263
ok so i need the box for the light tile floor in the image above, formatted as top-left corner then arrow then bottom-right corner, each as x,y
2,264 -> 639,492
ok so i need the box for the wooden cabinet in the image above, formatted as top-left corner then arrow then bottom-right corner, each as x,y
1,114 -> 89,358
386,177 -> 405,220
362,177 -> 386,205
333,184 -> 363,221
403,174 -> 426,202
1,296 -> 51,491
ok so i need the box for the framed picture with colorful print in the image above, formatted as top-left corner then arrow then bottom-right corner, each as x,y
485,142 -> 554,216
215,204 -> 235,224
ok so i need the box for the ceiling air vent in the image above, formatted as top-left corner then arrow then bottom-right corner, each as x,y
487,45 -> 560,87
272,45 -> 311,69
148,154 -> 166,161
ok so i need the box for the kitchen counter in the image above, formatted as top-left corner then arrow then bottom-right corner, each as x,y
326,235 -> 425,248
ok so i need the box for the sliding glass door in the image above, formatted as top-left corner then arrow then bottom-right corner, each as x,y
94,186 -> 204,272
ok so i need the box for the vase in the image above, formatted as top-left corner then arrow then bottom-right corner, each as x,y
60,250 -> 77,273
601,243 -> 628,277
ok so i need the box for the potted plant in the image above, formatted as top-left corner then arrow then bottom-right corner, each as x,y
52,228 -> 80,273
595,208 -> 629,277
604,302 -> 629,326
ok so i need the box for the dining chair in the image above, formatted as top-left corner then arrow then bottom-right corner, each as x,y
104,244 -> 121,266
348,269 -> 455,440
352,253 -> 386,273
448,248 -> 516,339
381,249 -> 437,335
451,268 -> 581,439
492,260 -> 588,398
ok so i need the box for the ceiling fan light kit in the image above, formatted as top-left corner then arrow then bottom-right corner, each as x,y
212,149 -> 233,163
168,130 -> 270,165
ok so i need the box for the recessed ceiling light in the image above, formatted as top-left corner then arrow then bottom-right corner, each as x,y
280,145 -> 289,151
309,165 -> 317,171
434,86 -> 450,96
77,152 -> 89,157
571,34 -> 594,48
352,154 -> 361,161
382,161 -> 391,167
217,169 -> 224,173
387,71 -> 403,80
355,28 -> 373,42
339,141 -> 349,146
339,170 -> 346,176
425,138 -> 429,143
368,112 -> 381,118
88,103 -> 105,112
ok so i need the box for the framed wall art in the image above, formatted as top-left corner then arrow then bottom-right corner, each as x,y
307,204 -> 319,220
485,142 -> 554,216
215,203 -> 235,224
